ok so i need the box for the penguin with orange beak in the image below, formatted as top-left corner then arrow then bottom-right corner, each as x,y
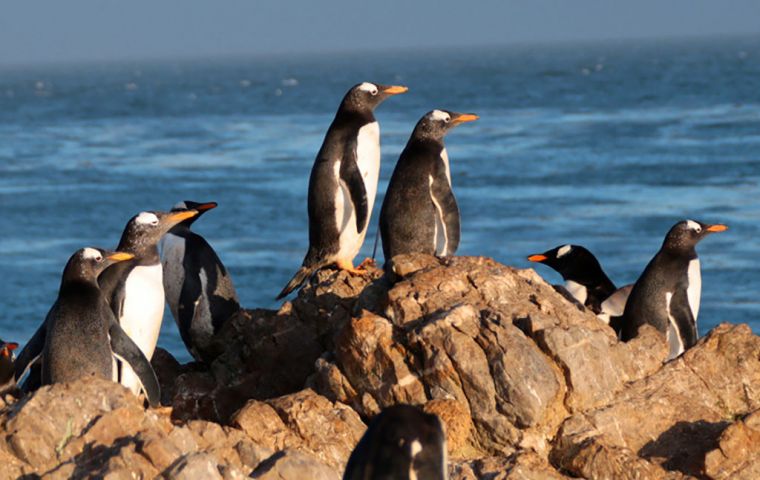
98,209 -> 198,395
0,340 -> 19,393
159,201 -> 240,363
380,110 -> 478,265
621,220 -> 728,360
277,82 -> 408,299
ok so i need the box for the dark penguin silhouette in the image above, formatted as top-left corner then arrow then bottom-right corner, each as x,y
527,244 -> 633,335
277,82 -> 408,300
621,220 -> 727,360
14,248 -> 160,406
343,404 -> 448,480
380,110 -> 478,265
98,210 -> 198,394
0,340 -> 18,393
159,201 -> 240,363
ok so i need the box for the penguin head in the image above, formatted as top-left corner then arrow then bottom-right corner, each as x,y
63,247 -> 135,283
170,201 -> 217,227
662,220 -> 728,254
528,244 -> 604,282
119,210 -> 199,251
0,341 -> 18,360
344,405 -> 447,480
341,82 -> 408,114
412,110 -> 479,141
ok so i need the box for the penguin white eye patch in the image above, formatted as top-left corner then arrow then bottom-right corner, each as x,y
686,220 -> 701,232
557,244 -> 572,258
358,82 -> 378,95
135,212 -> 160,225
430,110 -> 451,122
82,247 -> 102,261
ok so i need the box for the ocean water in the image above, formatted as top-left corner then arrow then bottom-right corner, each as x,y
1,37 -> 759,362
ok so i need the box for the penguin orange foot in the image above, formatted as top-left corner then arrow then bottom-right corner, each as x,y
336,259 -> 367,275
357,257 -> 377,269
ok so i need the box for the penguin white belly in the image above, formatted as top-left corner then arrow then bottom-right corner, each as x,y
119,264 -> 165,394
564,280 -> 588,305
429,174 -> 448,256
159,233 -> 186,323
334,121 -> 380,262
686,259 -> 701,321
665,291 -> 685,359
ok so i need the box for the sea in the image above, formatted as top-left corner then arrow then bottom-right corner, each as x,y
1,36 -> 759,362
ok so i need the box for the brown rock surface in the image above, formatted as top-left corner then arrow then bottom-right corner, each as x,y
2,255 -> 759,479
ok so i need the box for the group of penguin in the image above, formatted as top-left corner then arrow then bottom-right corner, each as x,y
0,81 -> 729,480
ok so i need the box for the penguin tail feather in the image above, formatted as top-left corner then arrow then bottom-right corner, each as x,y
276,265 -> 319,300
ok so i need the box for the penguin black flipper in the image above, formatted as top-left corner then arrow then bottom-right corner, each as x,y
339,151 -> 369,234
669,285 -> 699,353
14,318 -> 47,383
177,269 -> 205,360
108,319 -> 160,407
430,157 -> 460,256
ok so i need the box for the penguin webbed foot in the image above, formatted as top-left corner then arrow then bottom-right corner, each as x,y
357,257 -> 377,270
336,259 -> 369,276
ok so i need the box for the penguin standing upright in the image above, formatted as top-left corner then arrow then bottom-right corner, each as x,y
621,220 -> 727,360
98,210 -> 198,394
380,109 -> 478,264
277,82 -> 408,300
0,339 -> 18,394
13,248 -> 160,405
343,404 -> 448,480
160,201 -> 240,363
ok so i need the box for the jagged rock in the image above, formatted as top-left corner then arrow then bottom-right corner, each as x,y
231,388 -> 366,471
554,323 -> 760,478
3,254 -> 760,480
704,409 -> 760,479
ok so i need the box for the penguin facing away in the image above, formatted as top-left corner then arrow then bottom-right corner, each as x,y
379,110 -> 478,265
160,201 -> 240,363
277,82 -> 408,300
343,404 -> 448,480
621,220 -> 727,360
14,248 -> 160,406
0,340 -> 18,394
98,209 -> 198,394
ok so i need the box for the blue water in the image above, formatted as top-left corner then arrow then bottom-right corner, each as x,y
1,37 -> 759,362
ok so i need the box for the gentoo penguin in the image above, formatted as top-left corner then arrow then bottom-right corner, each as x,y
0,339 -> 18,394
159,201 -> 240,363
277,82 -> 408,300
621,220 -> 727,360
14,248 -> 160,405
343,404 -> 448,480
98,210 -> 198,394
379,110 -> 478,266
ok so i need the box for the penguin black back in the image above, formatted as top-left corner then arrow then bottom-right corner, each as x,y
343,404 -> 448,480
161,201 -> 240,363
621,220 -> 727,360
528,244 -> 617,313
380,110 -> 477,266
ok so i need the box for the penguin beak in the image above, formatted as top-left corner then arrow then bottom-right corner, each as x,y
1,343 -> 16,358
107,252 -> 135,262
528,254 -> 547,263
451,113 -> 479,125
196,202 -> 217,212
706,224 -> 728,233
167,210 -> 199,223
382,85 -> 408,95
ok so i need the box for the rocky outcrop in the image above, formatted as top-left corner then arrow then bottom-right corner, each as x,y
1,253 -> 759,479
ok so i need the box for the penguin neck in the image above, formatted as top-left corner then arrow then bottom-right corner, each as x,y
59,276 -> 101,299
563,266 -> 617,296
334,107 -> 375,128
167,223 -> 192,239
406,136 -> 445,158
117,235 -> 161,266
661,244 -> 698,262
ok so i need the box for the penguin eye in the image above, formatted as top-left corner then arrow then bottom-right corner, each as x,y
370,87 -> 378,96
443,116 -> 450,123
94,255 -> 103,262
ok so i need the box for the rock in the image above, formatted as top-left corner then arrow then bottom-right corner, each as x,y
704,409 -> 760,479
165,452 -> 222,480
251,449 -> 340,480
3,254 -> 760,480
554,323 -> 760,477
